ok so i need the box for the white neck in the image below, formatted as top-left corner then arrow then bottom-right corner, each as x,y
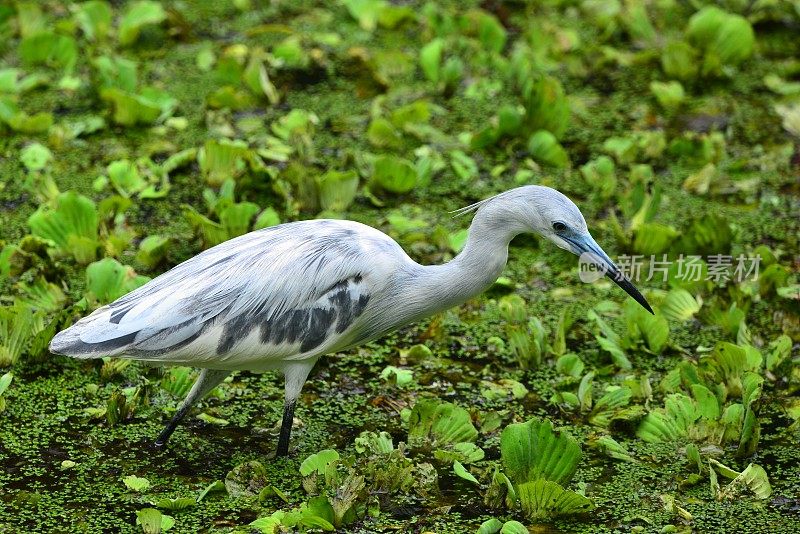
403,200 -> 528,321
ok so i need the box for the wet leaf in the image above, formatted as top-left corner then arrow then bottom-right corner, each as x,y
453,460 -> 479,485
119,1 -> 167,46
28,191 -> 99,264
300,450 -> 339,477
528,130 -> 569,167
407,399 -> 478,448
20,143 -> 52,171
316,170 -> 359,212
501,418 -> 582,486
135,508 -> 174,533
86,258 -> 150,304
196,480 -> 226,502
354,431 -> 393,455
124,475 -> 151,492
73,0 -> 112,41
372,155 -> 417,194
660,289 -> 701,322
517,479 -> 594,519
154,497 -> 195,511
419,38 -> 443,83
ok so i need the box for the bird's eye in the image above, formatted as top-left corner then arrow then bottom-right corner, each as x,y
552,221 -> 567,232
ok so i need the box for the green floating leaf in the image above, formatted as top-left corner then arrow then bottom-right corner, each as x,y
660,289 -> 700,322
449,150 -> 478,181
119,0 -> 167,46
523,75 -> 570,139
453,460 -> 479,485
527,130 -> 569,168
198,139 -> 250,186
101,87 -> 176,126
373,155 -> 417,194
481,379 -> 528,401
407,399 -> 478,448
161,367 -> 194,398
633,222 -> 679,255
500,521 -> 529,534
0,305 -> 45,366
137,235 -> 171,269
17,277 -> 66,313
650,80 -> 685,109
477,12 -> 507,54
715,462 -> 772,501
154,497 -> 195,511
434,442 -> 485,465
0,372 -> 12,397
0,372 -> 13,412
591,435 -> 636,462
19,32 -> 78,72
517,479 -> 594,520
477,518 -> 503,534
299,449 -> 340,477
73,0 -> 112,41
124,475 -> 151,492
316,170 -> 359,212
419,38 -> 443,83
197,413 -> 228,425
107,160 -> 147,197
196,480 -> 226,502
94,55 -> 138,92
686,7 -> 754,71
661,41 -> 698,81
500,418 -> 582,486
135,507 -> 174,533
556,353 -> 584,378
253,208 -> 281,231
354,431 -> 394,455
379,365 -> 414,388
636,393 -> 699,443
86,258 -> 151,304
28,191 -> 99,264
20,142 -> 52,171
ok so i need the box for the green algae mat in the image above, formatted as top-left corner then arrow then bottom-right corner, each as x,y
1,1 -> 799,532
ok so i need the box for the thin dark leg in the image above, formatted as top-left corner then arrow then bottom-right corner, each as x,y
152,368 -> 230,448
276,399 -> 296,457
154,405 -> 191,447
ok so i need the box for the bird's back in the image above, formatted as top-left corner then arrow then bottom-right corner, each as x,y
50,219 -> 414,371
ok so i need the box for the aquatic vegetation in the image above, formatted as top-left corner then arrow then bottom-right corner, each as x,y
28,191 -> 99,264
0,372 -> 12,412
0,0 -> 798,531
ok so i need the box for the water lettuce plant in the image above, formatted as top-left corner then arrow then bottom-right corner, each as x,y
184,180 -> 280,247
0,0 -> 798,532
485,418 -> 593,520
0,372 -> 13,412
28,191 -> 99,264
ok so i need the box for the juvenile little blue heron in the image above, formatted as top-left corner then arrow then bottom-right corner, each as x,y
50,185 -> 652,456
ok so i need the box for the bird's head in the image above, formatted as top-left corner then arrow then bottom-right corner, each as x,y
463,185 -> 653,314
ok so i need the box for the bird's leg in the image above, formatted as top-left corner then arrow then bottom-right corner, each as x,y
276,399 -> 296,457
154,368 -> 231,447
275,359 -> 316,456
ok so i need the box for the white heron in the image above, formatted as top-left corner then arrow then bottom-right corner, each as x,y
49,185 -> 652,456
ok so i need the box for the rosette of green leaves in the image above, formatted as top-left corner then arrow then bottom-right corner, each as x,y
485,418 -> 593,520
28,191 -> 100,264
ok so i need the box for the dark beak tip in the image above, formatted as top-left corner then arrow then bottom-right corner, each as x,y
606,270 -> 654,315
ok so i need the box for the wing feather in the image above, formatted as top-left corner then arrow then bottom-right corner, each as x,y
50,220 -> 402,366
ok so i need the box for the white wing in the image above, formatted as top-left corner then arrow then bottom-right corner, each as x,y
50,220 -> 408,370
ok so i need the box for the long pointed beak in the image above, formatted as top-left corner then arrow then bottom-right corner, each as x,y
566,233 -> 654,315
